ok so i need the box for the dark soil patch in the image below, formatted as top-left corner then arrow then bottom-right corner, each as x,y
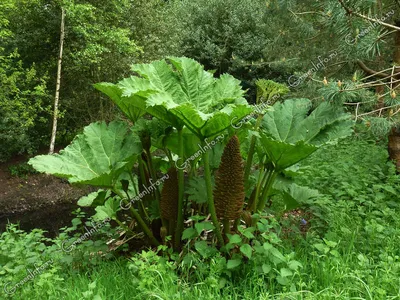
0,155 -> 92,237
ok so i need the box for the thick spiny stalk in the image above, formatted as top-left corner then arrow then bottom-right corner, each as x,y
174,128 -> 185,249
144,149 -> 161,203
252,168 -> 270,212
256,170 -> 278,212
244,115 -> 264,187
129,170 -> 149,221
114,189 -> 160,246
202,142 -> 224,247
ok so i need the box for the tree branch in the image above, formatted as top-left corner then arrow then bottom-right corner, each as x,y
338,0 -> 400,31
357,103 -> 400,118
288,9 -> 327,17
357,60 -> 390,78
338,0 -> 352,15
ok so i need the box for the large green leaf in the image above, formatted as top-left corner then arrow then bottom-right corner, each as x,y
262,98 -> 353,145
260,137 -> 318,171
261,98 -> 311,143
273,179 -> 321,211
165,127 -> 202,160
28,121 -> 142,187
94,83 -> 145,123
260,99 -> 353,170
96,57 -> 252,138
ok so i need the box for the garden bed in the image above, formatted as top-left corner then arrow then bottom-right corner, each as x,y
0,158 -> 91,236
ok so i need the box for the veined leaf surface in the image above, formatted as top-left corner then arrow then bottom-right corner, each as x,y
94,83 -> 146,123
96,57 -> 252,138
262,98 -> 353,145
260,137 -> 318,171
29,121 -> 142,187
260,99 -> 353,169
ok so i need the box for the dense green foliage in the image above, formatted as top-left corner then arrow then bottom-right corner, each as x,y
0,51 -> 51,161
2,0 -> 400,158
1,0 -> 400,299
3,139 -> 400,299
0,0 -> 142,159
168,0 -> 325,101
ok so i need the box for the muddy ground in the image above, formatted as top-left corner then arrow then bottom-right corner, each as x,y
0,156 -> 92,237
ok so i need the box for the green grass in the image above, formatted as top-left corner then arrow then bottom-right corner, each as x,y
1,138 -> 400,299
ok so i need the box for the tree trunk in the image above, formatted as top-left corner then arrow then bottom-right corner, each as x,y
49,7 -> 65,154
388,20 -> 400,171
394,21 -> 400,67
388,127 -> 400,172
376,85 -> 385,109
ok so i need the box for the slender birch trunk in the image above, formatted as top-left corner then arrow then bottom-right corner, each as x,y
49,7 -> 65,154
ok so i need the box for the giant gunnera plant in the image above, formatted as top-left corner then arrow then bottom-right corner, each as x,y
29,57 -> 353,253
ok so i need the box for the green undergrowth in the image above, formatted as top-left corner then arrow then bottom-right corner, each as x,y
8,162 -> 38,178
291,138 -> 400,299
1,138 -> 399,299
